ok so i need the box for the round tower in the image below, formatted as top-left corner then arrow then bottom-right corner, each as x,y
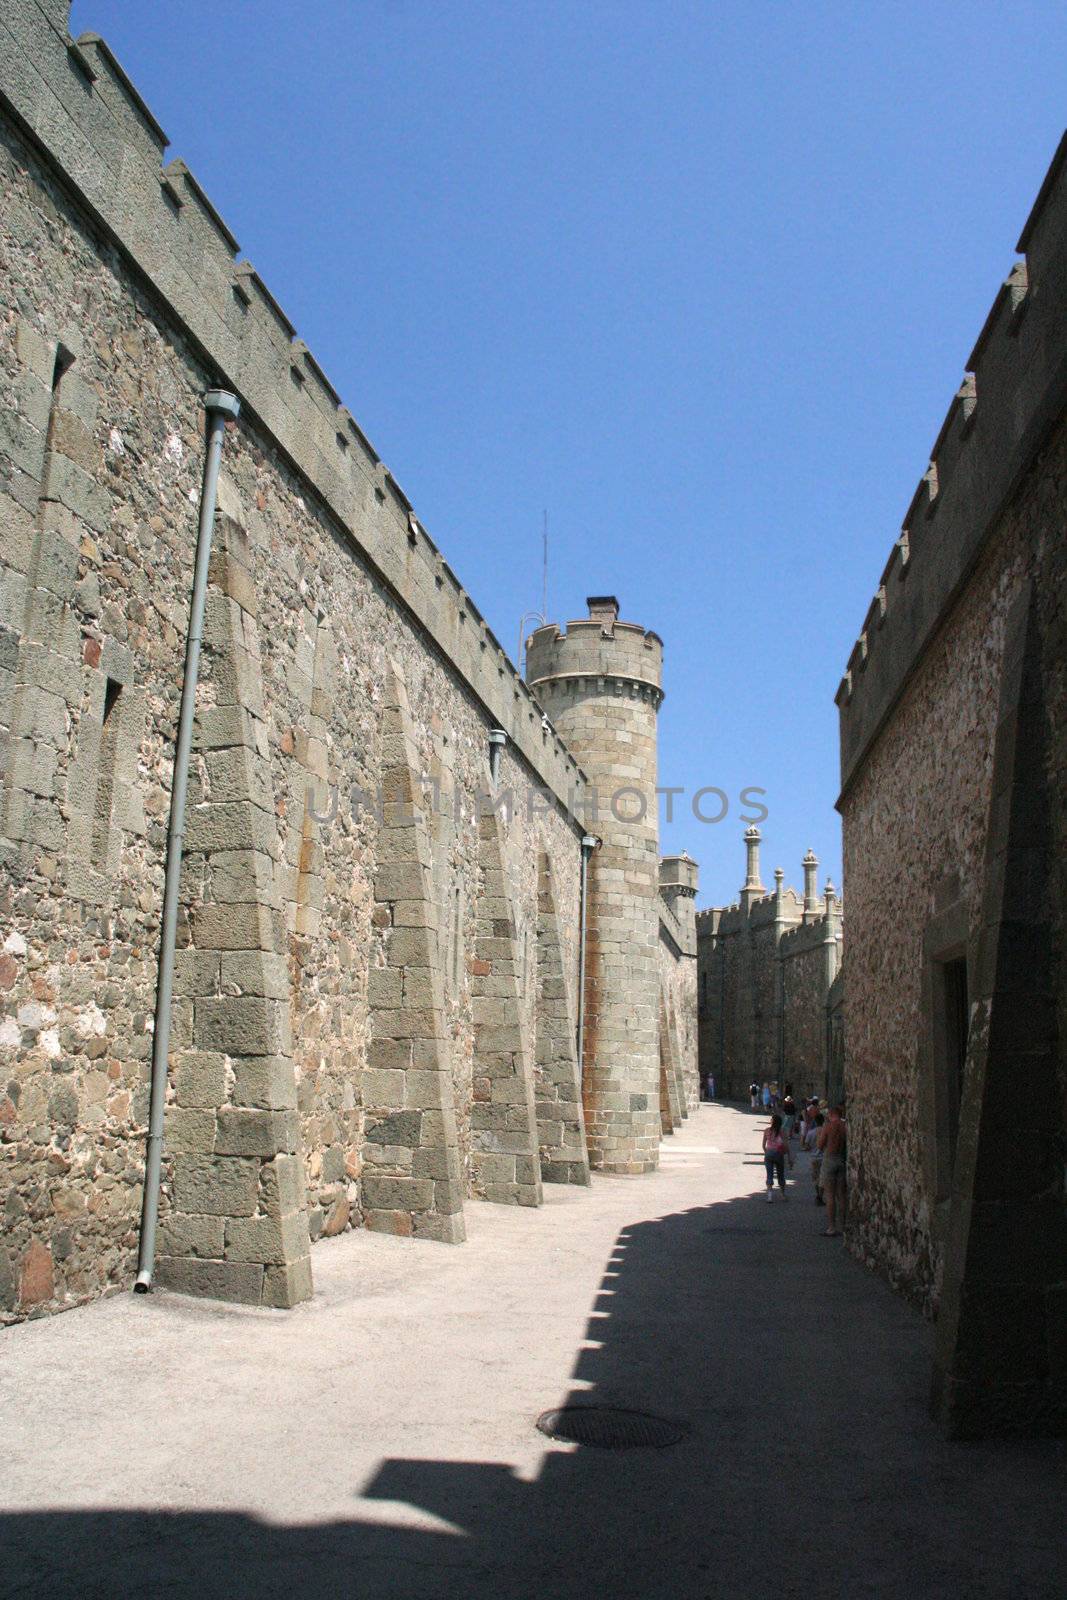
526,596 -> 664,1174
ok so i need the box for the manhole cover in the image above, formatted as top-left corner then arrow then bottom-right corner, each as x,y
536,1405 -> 687,1448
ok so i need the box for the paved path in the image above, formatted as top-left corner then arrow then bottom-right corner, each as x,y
2,1103 -> 1063,1599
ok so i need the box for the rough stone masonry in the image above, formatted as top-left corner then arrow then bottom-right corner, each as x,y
0,0 -> 698,1322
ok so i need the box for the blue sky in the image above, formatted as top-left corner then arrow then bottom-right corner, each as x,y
70,0 -> 1067,906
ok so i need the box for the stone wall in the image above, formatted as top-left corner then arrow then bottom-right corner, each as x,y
0,0 -> 695,1321
836,131 -> 1067,1435
840,424 -> 1060,1307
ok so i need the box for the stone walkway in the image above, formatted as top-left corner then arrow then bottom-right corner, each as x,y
2,1103 -> 1063,1599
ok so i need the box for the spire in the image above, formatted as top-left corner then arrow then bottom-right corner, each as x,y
744,825 -> 763,890
803,848 -> 819,921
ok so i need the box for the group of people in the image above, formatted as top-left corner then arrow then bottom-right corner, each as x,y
751,1080 -> 847,1237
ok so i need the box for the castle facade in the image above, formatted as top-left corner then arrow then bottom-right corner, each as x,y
696,829 -> 843,1103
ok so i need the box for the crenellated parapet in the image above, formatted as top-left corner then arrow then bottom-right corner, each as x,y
836,130 -> 1067,798
526,597 -> 664,711
0,0 -> 587,820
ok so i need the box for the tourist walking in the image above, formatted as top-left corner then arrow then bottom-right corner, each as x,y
808,1111 -> 825,1204
749,1081 -> 760,1110
761,1082 -> 772,1111
761,1113 -> 793,1201
817,1105 -> 847,1234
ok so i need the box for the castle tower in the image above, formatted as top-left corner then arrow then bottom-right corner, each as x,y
659,852 -> 699,951
526,597 -> 664,1174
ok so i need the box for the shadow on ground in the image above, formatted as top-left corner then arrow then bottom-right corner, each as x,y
5,1161 -> 1065,1600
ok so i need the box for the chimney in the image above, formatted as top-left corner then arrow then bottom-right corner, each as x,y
587,595 -> 620,631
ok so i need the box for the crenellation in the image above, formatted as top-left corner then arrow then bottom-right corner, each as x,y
74,33 -> 167,160
837,128 -> 1067,1438
1016,128 -> 1067,265
836,131 -> 1067,795
0,0 -> 590,815
0,0 -> 688,1325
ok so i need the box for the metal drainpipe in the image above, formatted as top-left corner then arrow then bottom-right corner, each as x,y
488,727 -> 506,789
135,389 -> 240,1293
575,834 -> 598,1066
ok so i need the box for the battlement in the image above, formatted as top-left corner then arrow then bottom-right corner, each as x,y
526,598 -> 664,703
779,903 -> 841,958
836,129 -> 1067,798
0,0 -> 588,819
831,123 -> 1067,793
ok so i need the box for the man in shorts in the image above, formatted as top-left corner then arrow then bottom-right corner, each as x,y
816,1105 -> 847,1236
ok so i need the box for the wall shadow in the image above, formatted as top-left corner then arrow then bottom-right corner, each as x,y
4,1165 -> 1066,1600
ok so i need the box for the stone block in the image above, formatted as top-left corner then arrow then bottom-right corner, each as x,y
259,1152 -> 307,1215
412,1146 -> 460,1182
363,1209 -> 414,1238
263,1255 -> 313,1309
392,899 -> 435,929
195,995 -> 290,1056
231,1054 -> 298,1111
364,1109 -> 421,1148
365,1041 -> 409,1073
172,1155 -> 259,1217
220,951 -> 290,999
171,950 -> 222,999
367,967 -> 403,1008
361,1175 -> 434,1213
205,745 -> 275,812
224,1210 -> 309,1265
404,1069 -> 449,1111
215,1107 -> 299,1157
155,1255 -> 264,1305
362,1065 -> 406,1106
184,802 -> 277,857
158,1214 -> 224,1258
206,849 -> 280,908
165,1107 -> 217,1155
174,1051 -> 228,1109
195,704 -> 263,752
412,1211 -> 465,1243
